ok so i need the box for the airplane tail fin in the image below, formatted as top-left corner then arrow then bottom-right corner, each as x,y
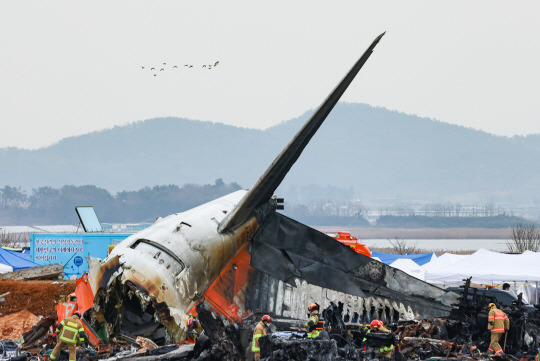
218,32 -> 385,233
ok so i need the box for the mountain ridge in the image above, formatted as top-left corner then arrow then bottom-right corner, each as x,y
1,103 -> 538,206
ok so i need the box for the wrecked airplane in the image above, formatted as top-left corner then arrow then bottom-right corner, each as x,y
85,32 -> 459,345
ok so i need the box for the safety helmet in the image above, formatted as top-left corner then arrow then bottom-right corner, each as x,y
187,318 -> 197,328
262,315 -> 272,323
307,303 -> 319,313
488,303 -> 496,309
73,311 -> 82,318
370,319 -> 383,329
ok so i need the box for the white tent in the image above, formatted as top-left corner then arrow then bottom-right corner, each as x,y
390,258 -> 426,281
0,262 -> 13,274
425,249 -> 540,284
423,253 -> 468,274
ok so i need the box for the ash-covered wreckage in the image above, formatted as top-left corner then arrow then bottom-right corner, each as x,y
10,32 -> 540,361
17,279 -> 540,361
85,30 -> 455,347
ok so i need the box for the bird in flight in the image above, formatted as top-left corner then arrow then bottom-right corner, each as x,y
214,61 -> 219,66
151,67 -> 155,70
160,68 -> 165,71
173,65 -> 178,68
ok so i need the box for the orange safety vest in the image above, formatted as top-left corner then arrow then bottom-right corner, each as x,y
488,307 -> 509,333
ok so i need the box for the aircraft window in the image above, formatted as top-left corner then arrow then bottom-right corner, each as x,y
130,239 -> 185,275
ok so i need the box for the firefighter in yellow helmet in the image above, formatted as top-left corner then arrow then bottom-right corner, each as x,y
305,303 -> 324,339
487,303 -> 509,355
371,319 -> 394,358
50,311 -> 86,361
252,315 -> 272,361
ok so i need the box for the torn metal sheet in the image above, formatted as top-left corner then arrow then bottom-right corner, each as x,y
250,212 -> 459,319
89,191 -> 261,343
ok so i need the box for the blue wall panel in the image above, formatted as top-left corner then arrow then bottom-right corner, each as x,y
31,233 -> 132,279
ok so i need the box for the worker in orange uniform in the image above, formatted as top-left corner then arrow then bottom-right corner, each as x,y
252,315 -> 272,361
487,303 -> 509,355
305,303 -> 324,338
50,311 -> 86,361
186,317 -> 203,343
370,319 -> 394,359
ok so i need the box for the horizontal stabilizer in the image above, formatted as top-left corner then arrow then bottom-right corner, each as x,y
218,33 -> 385,233
250,212 -> 457,317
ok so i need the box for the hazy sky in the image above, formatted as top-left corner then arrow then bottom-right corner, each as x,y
2,1 -> 540,149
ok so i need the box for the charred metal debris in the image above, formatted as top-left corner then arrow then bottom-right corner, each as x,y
16,283 -> 540,361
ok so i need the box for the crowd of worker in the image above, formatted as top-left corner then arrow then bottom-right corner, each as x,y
251,302 -> 396,360
35,296 -> 515,361
245,300 -> 513,360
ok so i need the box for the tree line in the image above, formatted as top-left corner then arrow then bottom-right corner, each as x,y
0,180 -> 241,225
1,183 -> 536,228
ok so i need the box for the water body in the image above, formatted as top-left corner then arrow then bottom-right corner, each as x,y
362,238 -> 511,252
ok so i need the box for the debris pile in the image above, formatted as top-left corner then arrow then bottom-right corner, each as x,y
5,273 -> 540,361
260,337 -> 339,361
396,320 -> 464,359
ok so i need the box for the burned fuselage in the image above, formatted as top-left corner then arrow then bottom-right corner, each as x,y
89,190 -> 268,343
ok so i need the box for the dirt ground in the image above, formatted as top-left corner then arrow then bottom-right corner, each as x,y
0,279 -> 76,317
0,310 -> 41,339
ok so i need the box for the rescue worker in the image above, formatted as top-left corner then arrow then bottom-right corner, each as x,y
487,302 -> 509,355
252,315 -> 272,361
50,311 -> 86,361
305,303 -> 324,338
360,323 -> 371,351
186,317 -> 203,343
370,319 -> 394,359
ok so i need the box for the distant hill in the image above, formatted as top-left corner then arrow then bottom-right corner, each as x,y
2,103 -> 539,207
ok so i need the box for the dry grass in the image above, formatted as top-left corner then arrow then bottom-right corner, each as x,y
369,246 -> 476,255
0,229 -> 28,248
345,227 -> 512,240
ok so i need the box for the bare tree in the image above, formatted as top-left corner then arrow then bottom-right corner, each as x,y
506,222 -> 540,253
389,237 -> 419,255
0,228 -> 27,248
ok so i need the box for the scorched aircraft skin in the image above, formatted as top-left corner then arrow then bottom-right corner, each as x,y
88,32 -> 458,344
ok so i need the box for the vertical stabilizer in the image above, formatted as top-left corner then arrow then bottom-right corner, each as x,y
219,32 -> 385,233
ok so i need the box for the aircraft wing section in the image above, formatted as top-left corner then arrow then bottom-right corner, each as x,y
218,32 -> 385,233
250,213 -> 458,316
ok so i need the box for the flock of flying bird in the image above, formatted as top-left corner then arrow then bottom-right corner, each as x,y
142,61 -> 220,76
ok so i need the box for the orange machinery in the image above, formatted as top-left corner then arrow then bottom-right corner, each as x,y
320,230 -> 371,257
